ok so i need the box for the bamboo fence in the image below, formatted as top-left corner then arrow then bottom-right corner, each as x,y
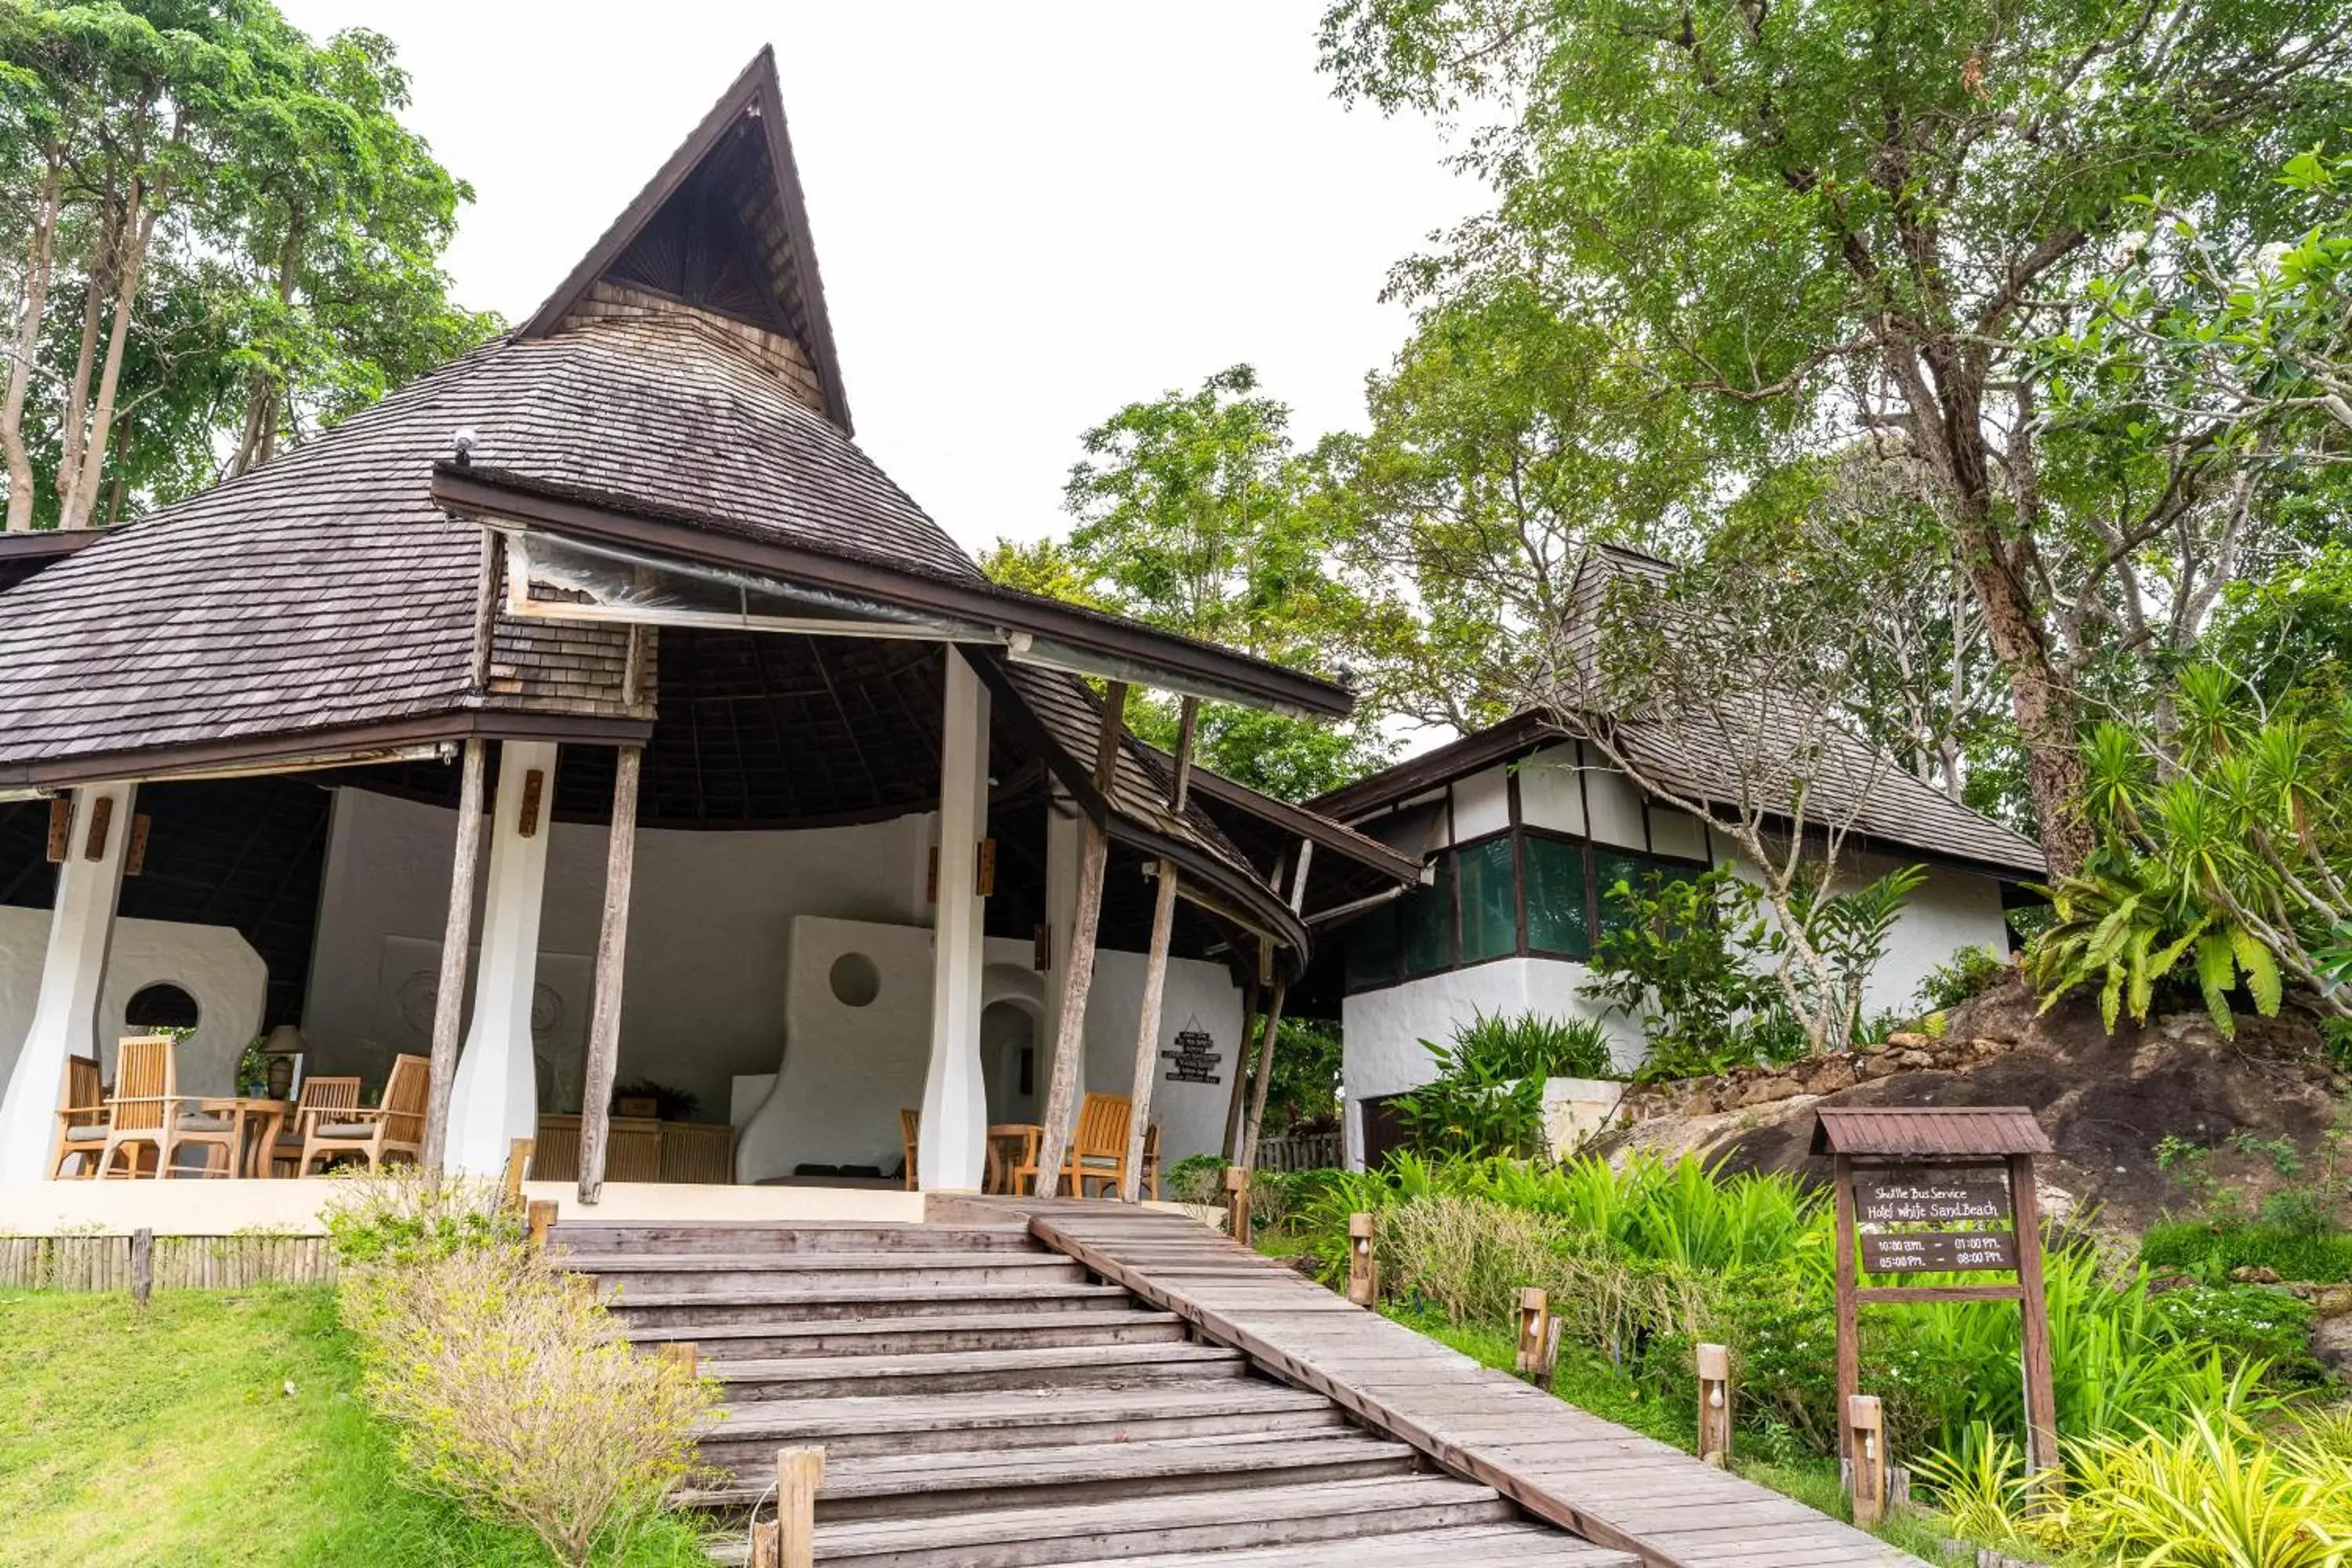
0,1232 -> 336,1290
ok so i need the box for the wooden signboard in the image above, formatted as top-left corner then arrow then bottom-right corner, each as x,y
1815,1108 -> 2060,1480
1860,1228 -> 2020,1274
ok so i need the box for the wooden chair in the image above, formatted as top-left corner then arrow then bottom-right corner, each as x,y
299,1054 -> 428,1174
985,1123 -> 1041,1195
95,1036 -> 217,1178
899,1107 -> 920,1190
50,1054 -> 107,1178
270,1076 -> 361,1176
1012,1093 -> 1133,1197
1142,1122 -> 1163,1202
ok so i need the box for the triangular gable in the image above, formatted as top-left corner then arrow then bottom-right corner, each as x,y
518,46 -> 854,433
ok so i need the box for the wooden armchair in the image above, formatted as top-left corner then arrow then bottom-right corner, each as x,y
298,1054 -> 427,1174
50,1054 -> 107,1178
94,1036 -> 225,1178
899,1107 -> 920,1190
1142,1121 -> 1163,1202
1012,1092 -> 1133,1197
271,1076 -> 361,1176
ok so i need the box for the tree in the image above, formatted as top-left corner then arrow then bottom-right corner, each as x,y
985,365 -> 1398,800
1538,525 -> 1939,1053
0,2 -> 490,532
1319,0 -> 2352,874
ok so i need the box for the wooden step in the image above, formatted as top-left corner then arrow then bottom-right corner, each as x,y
592,1251 -> 1084,1294
709,1475 -> 1518,1567
705,1342 -> 1246,1400
1047,1525 -> 1642,1566
550,1221 -> 1034,1256
684,1432 -> 1421,1522
606,1281 -> 1137,1326
698,1385 -> 1345,1462
622,1308 -> 1187,1359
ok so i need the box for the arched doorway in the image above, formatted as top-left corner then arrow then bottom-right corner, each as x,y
979,999 -> 1039,1126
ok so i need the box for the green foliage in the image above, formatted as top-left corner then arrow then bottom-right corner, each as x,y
1583,865 -> 1777,1079
984,365 -> 1397,800
1915,946 -> 2011,1012
2024,840 -> 2281,1036
1446,1009 -> 1616,1080
1298,1152 -> 2325,1475
321,1165 -> 521,1268
1391,1036 -> 1544,1160
2142,1221 -> 2352,1287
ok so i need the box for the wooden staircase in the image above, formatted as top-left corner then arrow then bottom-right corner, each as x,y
554,1220 -> 1640,1567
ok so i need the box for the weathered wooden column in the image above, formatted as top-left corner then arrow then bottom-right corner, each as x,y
575,745 -> 642,1205
1031,680 -> 1127,1197
919,648 -> 990,1191
421,740 -> 488,1173
445,739 -> 558,1175
1220,975 -> 1261,1163
0,782 -> 136,1181
1237,976 -> 1288,1178
1120,697 -> 1196,1203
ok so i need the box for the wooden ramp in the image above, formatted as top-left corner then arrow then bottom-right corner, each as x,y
1019,1201 -> 1927,1568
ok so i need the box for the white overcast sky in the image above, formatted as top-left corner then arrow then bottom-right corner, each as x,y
273,1 -> 1486,555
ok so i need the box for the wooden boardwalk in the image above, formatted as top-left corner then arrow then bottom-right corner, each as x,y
1013,1202 -> 1927,1568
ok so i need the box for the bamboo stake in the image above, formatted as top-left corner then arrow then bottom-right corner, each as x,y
422,738 -> 488,1173
1346,1212 -> 1378,1306
577,742 -> 643,1206
1846,1395 -> 1888,1526
1697,1342 -> 1733,1467
1032,681 -> 1125,1196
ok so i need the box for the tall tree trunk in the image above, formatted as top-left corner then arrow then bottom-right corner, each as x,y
3,151 -> 62,532
232,210 -> 303,478
53,190 -> 114,526
60,185 -> 157,531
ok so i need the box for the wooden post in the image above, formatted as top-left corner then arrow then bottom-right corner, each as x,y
1832,1152 -> 1860,1460
775,1446 -> 824,1568
129,1227 -> 152,1308
1221,975 -> 1261,1163
1120,863 -> 1178,1200
501,1138 -> 533,1211
747,1523 -> 779,1568
1696,1342 -> 1733,1467
422,737 -> 488,1173
1514,1287 -> 1552,1380
1846,1394 -> 1888,1526
577,742 -> 643,1206
1346,1211 -> 1378,1306
658,1341 -> 697,1381
1120,697 -> 1191,1203
1236,978 -> 1289,1178
1223,1163 -> 1251,1247
526,1199 -> 557,1250
1032,681 -> 1126,1196
2010,1152 -> 2060,1480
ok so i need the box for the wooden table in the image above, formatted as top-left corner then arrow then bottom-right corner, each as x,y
984,1123 -> 1041,1195
194,1098 -> 289,1178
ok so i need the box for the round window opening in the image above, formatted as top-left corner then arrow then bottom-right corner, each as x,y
829,952 -> 880,1008
125,982 -> 201,1031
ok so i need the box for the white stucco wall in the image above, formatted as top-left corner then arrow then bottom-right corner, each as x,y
305,786 -> 932,1118
0,909 -> 266,1100
307,787 -> 1245,1181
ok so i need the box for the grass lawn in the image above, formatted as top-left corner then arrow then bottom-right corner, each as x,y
0,1286 -> 717,1568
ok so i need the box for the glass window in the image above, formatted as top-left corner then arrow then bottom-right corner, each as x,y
1524,835 -> 1592,958
1594,850 -> 1705,941
1457,835 -> 1518,963
1401,854 -> 1457,975
1345,901 -> 1399,991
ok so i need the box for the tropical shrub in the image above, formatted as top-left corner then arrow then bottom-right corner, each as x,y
1448,1009 -> 1617,1080
1914,945 -> 2010,1011
332,1174 -> 713,1566
2142,1220 -> 2352,1287
1393,1010 -> 1613,1158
